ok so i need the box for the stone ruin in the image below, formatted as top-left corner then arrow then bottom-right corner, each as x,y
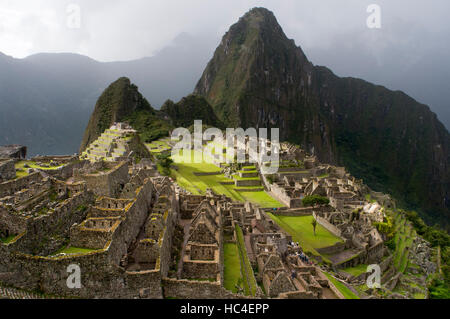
0,145 -> 27,159
80,122 -> 150,163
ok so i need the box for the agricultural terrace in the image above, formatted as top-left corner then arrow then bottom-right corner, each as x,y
170,149 -> 283,208
14,160 -> 65,178
145,138 -> 172,155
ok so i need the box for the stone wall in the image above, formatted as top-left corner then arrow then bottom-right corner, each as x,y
43,160 -> 87,180
316,241 -> 348,255
0,245 -> 163,299
0,160 -> 15,182
313,211 -> 342,238
0,178 -> 157,298
278,291 -> 315,299
0,172 -> 42,198
162,278 -> 251,299
193,172 -> 222,176
2,190 -> 94,255
0,207 -> 27,237
235,179 -> 261,187
76,162 -> 129,197
70,217 -> 120,249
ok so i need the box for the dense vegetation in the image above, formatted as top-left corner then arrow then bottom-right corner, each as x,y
156,153 -> 173,176
160,94 -> 223,129
398,209 -> 450,298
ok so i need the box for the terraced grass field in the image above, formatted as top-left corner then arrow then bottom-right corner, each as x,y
392,211 -> 415,273
170,150 -> 283,208
14,160 -> 65,178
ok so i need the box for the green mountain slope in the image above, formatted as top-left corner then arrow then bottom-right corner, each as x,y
160,94 -> 223,129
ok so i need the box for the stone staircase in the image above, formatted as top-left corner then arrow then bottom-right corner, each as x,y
81,128 -> 135,162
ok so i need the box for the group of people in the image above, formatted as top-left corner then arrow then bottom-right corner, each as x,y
288,241 -> 313,265
297,251 -> 311,265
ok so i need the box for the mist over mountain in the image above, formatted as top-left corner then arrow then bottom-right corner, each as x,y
0,33 -> 217,156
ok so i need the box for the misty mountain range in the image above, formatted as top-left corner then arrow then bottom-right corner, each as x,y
0,30 -> 449,157
0,33 -> 217,156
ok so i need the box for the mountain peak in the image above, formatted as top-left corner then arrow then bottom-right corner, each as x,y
227,7 -> 287,45
242,7 -> 277,22
194,7 -> 311,128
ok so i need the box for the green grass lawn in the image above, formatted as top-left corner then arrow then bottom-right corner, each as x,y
341,264 -> 368,277
51,245 -> 97,256
223,243 -> 242,293
323,271 -> 359,299
14,161 -> 64,178
235,225 -> 257,296
170,149 -> 283,208
267,214 -> 343,261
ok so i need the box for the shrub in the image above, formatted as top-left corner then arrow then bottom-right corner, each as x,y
157,153 -> 173,176
302,195 -> 330,207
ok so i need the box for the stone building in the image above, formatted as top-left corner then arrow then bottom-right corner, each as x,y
0,160 -> 16,182
0,145 -> 27,159
181,201 -> 223,281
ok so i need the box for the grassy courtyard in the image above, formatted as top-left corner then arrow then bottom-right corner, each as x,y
50,245 -> 97,256
170,149 -> 283,208
223,243 -> 242,293
267,214 -> 343,261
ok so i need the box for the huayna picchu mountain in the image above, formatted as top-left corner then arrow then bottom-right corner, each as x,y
160,94 -> 223,129
195,7 -> 450,230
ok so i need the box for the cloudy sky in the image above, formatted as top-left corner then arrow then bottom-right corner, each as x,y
0,0 -> 448,61
1,0 -> 449,126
